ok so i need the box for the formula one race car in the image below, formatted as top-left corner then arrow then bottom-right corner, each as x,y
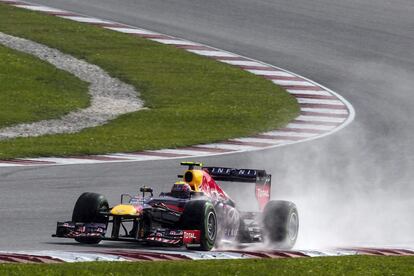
53,162 -> 299,251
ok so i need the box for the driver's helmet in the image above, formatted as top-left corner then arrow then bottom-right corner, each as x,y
170,181 -> 192,198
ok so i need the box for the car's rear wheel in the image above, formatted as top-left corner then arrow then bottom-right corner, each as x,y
181,200 -> 217,251
263,200 -> 299,249
72,192 -> 109,244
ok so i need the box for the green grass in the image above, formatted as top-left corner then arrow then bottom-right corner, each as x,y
0,4 -> 299,159
0,45 -> 89,128
1,256 -> 414,275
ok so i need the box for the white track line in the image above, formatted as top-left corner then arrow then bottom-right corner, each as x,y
196,143 -> 260,151
18,251 -> 128,262
272,80 -> 314,86
296,98 -> 344,105
220,60 -> 267,67
288,89 -> 332,96
296,115 -> 345,123
263,130 -> 316,137
286,123 -> 335,131
59,16 -> 114,24
12,5 -> 66,13
150,39 -> 200,46
32,158 -> 108,165
0,163 -> 25,167
301,107 -> 348,114
247,69 -> 294,77
187,49 -> 239,57
105,154 -> 169,161
152,149 -> 210,156
231,137 -> 286,144
104,27 -> 160,35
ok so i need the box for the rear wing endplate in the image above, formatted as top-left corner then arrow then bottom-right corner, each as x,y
203,167 -> 271,210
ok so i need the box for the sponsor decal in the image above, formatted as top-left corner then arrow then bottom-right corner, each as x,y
209,167 -> 258,177
212,167 -> 232,175
237,169 -> 257,177
183,230 -> 201,244
255,184 -> 270,210
256,188 -> 270,198
169,230 -> 183,236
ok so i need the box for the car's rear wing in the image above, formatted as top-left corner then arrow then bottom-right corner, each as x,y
203,167 -> 271,210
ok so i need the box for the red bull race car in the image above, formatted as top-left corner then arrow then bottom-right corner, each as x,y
53,162 -> 299,251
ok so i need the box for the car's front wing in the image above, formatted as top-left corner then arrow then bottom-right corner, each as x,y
53,221 -> 202,247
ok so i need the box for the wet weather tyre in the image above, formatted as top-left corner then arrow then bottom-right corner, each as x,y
263,200 -> 299,249
72,192 -> 109,244
181,200 -> 217,251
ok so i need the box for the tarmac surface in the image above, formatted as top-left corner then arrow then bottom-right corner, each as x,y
0,0 -> 413,250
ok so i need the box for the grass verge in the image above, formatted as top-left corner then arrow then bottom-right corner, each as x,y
0,45 -> 89,128
0,4 -> 299,159
1,256 -> 414,275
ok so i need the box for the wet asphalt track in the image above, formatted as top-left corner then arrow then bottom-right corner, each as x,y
0,0 -> 413,250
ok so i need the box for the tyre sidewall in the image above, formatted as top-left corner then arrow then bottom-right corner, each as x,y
201,202 -> 217,250
181,200 -> 217,251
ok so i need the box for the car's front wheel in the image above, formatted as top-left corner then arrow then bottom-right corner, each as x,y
72,192 -> 109,244
181,200 -> 217,251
